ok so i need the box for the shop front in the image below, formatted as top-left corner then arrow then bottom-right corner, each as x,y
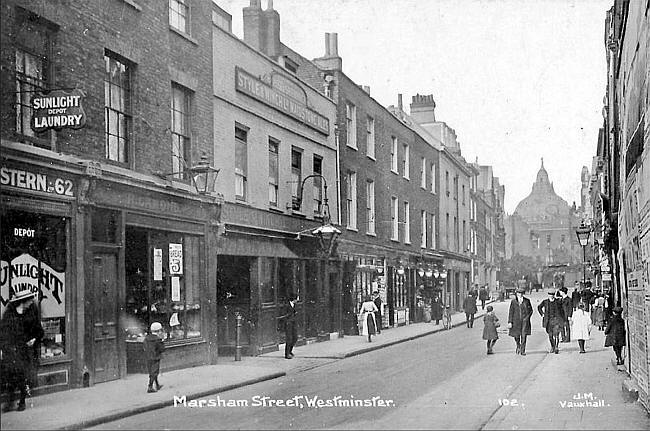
1,157 -> 79,394
216,204 -> 344,356
88,179 -> 220,380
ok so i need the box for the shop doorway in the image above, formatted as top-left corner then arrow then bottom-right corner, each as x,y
216,255 -> 252,354
91,252 -> 119,383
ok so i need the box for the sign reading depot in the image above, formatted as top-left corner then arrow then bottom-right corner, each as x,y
1,165 -> 75,197
31,89 -> 87,133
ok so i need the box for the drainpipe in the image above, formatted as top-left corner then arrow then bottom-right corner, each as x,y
335,124 -> 342,226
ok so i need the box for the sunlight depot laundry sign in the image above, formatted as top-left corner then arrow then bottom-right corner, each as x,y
0,253 -> 65,318
31,89 -> 87,133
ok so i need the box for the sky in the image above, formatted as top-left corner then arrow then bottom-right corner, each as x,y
217,0 -> 611,214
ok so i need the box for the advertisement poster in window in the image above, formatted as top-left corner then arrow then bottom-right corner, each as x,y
169,243 -> 183,275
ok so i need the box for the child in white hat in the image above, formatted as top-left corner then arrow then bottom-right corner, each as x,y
144,322 -> 165,393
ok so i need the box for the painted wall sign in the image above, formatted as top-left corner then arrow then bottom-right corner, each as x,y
0,253 -> 65,318
31,89 -> 87,132
1,166 -> 75,197
235,67 -> 330,135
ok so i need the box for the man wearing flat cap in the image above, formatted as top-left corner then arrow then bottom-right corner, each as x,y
538,289 -> 566,354
507,287 -> 533,356
0,290 -> 44,412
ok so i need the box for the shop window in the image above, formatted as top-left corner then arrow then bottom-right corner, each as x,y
1,210 -> 68,360
260,257 -> 275,304
125,227 -> 202,344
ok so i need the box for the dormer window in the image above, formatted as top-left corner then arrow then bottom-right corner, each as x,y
283,57 -> 298,74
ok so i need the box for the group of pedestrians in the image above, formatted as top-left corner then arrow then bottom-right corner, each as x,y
477,285 -> 626,363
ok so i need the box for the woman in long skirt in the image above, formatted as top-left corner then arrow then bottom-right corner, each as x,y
360,295 -> 378,342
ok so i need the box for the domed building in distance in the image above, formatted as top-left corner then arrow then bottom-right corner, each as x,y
505,159 -> 583,285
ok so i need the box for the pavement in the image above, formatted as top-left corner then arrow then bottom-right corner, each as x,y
2,297 -> 647,430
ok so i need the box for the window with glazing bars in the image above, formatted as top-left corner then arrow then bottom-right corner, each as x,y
171,83 -> 191,178
269,139 -> 279,206
104,52 -> 131,163
169,0 -> 189,33
313,156 -> 323,214
235,126 -> 248,200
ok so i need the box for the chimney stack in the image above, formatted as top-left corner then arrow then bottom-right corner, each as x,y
264,0 -> 281,58
398,94 -> 403,111
409,93 -> 437,125
243,0 -> 264,52
313,32 -> 342,71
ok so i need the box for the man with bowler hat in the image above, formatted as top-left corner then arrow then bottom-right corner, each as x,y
559,287 -> 573,342
538,289 -> 566,354
508,287 -> 533,355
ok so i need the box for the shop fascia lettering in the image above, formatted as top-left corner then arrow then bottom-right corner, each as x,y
31,89 -> 87,133
0,254 -> 65,319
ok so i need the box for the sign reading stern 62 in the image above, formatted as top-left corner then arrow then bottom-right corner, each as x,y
1,166 -> 75,197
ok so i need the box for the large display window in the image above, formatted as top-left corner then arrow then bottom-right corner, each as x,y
1,209 -> 68,360
125,226 -> 203,343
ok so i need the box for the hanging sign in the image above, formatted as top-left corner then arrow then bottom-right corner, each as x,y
31,89 -> 87,132
0,253 -> 65,318
169,243 -> 183,275
153,249 -> 163,281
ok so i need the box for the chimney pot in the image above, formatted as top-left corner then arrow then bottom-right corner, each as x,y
398,94 -> 403,111
324,33 -> 331,56
267,0 -> 273,9
330,33 -> 338,56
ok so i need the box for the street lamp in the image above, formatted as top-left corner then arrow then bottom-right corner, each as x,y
293,174 -> 341,257
156,151 -> 220,195
575,223 -> 592,289
433,267 -> 448,305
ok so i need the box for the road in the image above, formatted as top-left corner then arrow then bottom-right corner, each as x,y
90,292 -> 650,430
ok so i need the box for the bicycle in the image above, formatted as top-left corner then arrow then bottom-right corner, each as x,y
442,305 -> 452,330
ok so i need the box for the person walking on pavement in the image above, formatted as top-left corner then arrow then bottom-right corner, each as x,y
581,284 -> 594,313
431,295 -> 443,325
559,287 -> 573,342
538,290 -> 566,354
463,292 -> 478,328
144,322 -> 165,393
571,285 -> 582,311
605,306 -> 626,365
482,305 -> 500,355
373,290 -> 382,334
571,302 -> 592,353
592,294 -> 606,330
479,286 -> 489,310
508,287 -> 533,356
279,294 -> 298,359
359,295 -> 378,342
0,290 -> 44,412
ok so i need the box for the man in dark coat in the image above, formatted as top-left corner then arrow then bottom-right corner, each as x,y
508,287 -> 533,355
479,287 -> 489,310
0,290 -> 44,412
571,286 -> 582,310
581,285 -> 594,312
559,287 -> 573,342
463,292 -> 478,328
538,290 -> 566,354
431,295 -> 443,325
605,306 -> 626,365
373,291 -> 382,334
279,294 -> 298,359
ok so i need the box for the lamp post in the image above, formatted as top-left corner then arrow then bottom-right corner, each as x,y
294,174 -> 341,257
575,223 -> 592,289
